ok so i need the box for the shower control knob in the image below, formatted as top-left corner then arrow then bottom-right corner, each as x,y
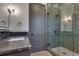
54,30 -> 57,36
47,13 -> 49,15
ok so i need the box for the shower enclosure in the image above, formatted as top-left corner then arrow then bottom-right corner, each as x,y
47,3 -> 79,56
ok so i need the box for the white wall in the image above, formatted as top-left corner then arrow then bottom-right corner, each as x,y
0,3 -> 29,32
0,3 -> 9,29
9,3 -> 29,32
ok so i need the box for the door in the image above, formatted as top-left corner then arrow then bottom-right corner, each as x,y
29,4 -> 46,52
47,4 -> 60,55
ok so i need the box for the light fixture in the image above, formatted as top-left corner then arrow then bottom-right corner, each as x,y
7,8 -> 15,14
63,16 -> 72,22
7,4 -> 15,14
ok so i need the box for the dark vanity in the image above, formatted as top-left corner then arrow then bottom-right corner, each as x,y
0,31 -> 31,56
0,3 -> 30,56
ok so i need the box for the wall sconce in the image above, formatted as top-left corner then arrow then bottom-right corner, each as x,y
7,4 -> 15,14
63,16 -> 72,22
6,4 -> 20,15
68,19 -> 71,22
7,8 -> 15,14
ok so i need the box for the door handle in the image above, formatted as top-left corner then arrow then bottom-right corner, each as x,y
31,33 -> 34,36
47,43 -> 49,46
54,30 -> 58,36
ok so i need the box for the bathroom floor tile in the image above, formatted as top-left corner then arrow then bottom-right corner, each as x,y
30,50 -> 53,56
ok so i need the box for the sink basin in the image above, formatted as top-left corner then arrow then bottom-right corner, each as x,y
7,37 -> 25,41
7,37 -> 32,48
0,37 -> 32,54
0,40 -> 9,48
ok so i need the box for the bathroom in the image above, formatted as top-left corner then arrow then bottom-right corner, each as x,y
0,3 -> 79,56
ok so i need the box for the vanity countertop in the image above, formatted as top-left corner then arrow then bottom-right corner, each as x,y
0,37 -> 32,55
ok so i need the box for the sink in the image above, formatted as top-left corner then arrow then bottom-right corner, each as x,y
0,37 -> 32,54
0,40 -> 9,48
7,37 -> 25,41
7,37 -> 32,48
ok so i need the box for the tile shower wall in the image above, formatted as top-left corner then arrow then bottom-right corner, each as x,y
72,4 -> 79,54
60,4 -> 79,54
60,4 -> 73,31
60,31 -> 73,51
61,4 -> 79,54
59,4 -> 74,53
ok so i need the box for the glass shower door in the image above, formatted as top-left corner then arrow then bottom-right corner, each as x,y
47,3 -> 74,56
72,4 -> 79,56
59,4 -> 74,56
47,4 -> 60,55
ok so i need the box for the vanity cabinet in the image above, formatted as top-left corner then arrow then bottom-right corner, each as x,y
9,3 -> 29,32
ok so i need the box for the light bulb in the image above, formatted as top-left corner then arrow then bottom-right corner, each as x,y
7,4 -> 15,14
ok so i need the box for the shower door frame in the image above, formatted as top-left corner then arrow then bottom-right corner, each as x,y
46,4 -> 61,56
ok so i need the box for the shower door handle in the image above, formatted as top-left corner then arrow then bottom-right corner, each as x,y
54,30 -> 58,36
31,33 -> 34,36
